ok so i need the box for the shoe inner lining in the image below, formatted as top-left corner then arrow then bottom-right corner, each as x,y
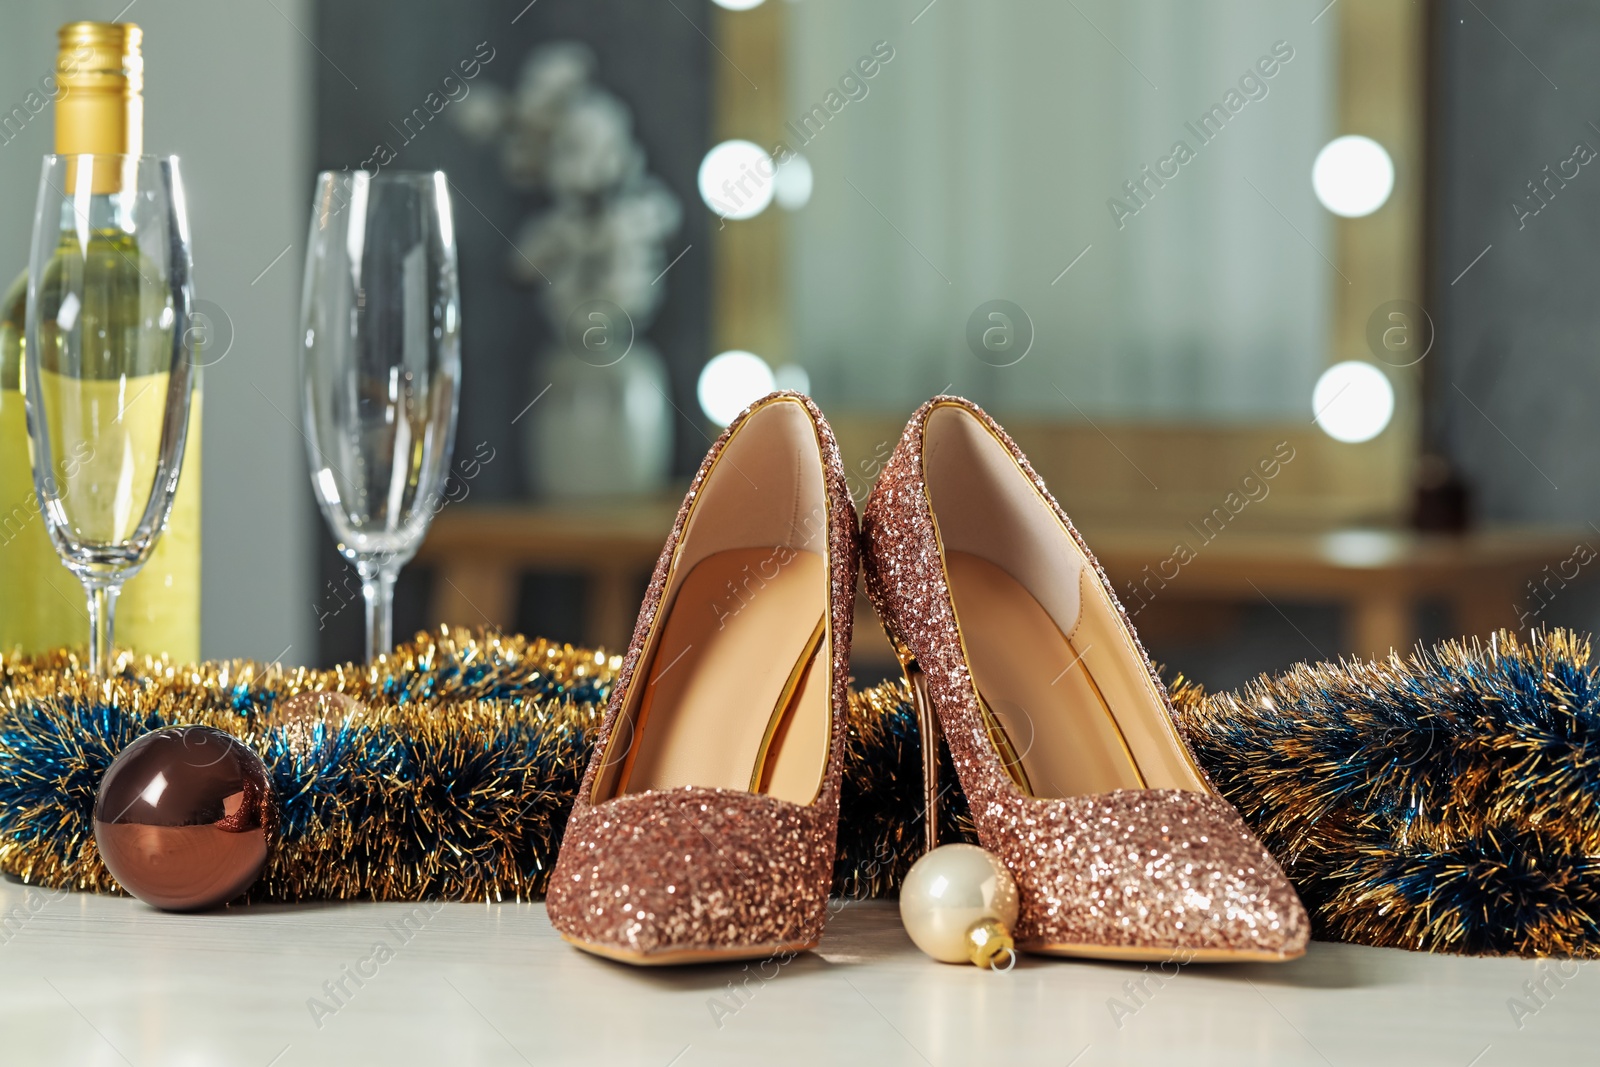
593,398 -> 832,806
923,404 -> 1207,797
615,548 -> 828,804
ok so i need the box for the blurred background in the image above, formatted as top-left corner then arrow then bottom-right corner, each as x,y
2,0 -> 1596,690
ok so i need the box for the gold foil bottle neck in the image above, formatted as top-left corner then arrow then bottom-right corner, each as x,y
54,21 -> 144,187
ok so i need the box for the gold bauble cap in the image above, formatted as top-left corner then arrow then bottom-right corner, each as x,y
965,917 -> 1016,970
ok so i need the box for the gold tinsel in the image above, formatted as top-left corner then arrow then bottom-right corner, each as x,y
7,625 -> 1599,958
0,629 -> 618,902
1177,629 -> 1600,958
0,627 -> 954,904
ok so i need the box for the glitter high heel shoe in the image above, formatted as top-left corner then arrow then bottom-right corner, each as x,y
547,392 -> 857,965
862,396 -> 1309,962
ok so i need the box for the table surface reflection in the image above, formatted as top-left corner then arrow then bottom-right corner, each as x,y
0,879 -> 1582,1065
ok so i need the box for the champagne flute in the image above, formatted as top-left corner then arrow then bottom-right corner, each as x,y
299,171 -> 461,663
24,154 -> 197,676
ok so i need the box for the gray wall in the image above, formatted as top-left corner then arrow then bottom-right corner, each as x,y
1433,0 -> 1600,633
0,1 -> 312,664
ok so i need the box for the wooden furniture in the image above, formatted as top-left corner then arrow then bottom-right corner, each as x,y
415,501 -> 1582,665
1086,524 -> 1579,662
417,499 -> 681,654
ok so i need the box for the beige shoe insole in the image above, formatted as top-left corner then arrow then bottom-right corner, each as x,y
617,547 -> 830,805
944,550 -> 1205,798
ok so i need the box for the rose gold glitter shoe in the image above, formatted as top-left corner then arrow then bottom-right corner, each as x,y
863,396 -> 1309,963
547,392 -> 857,965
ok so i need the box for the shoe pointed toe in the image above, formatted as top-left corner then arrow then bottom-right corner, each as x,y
547,786 -> 834,960
1011,790 -> 1309,960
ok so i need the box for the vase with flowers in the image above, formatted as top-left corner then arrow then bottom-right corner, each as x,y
457,43 -> 681,499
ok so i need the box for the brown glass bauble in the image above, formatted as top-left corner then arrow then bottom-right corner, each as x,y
93,725 -> 277,911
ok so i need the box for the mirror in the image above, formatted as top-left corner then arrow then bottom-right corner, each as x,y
706,0 -> 1423,525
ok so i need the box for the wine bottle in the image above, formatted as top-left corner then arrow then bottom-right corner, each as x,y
0,21 -> 201,662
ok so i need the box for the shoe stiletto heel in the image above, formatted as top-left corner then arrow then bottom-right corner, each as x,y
547,392 -> 857,965
908,662 -> 942,858
884,630 -> 942,857
863,396 -> 1309,962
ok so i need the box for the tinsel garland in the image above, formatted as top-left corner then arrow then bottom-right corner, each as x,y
1178,628 -> 1600,958
0,628 -> 973,904
2,626 -> 1597,958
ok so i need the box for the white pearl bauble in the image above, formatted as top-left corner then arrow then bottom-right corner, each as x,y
899,844 -> 1019,966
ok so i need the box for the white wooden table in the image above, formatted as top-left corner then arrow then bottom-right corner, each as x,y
0,879 -> 1585,1065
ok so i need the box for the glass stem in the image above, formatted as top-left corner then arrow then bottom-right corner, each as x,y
358,560 -> 397,664
83,579 -> 122,677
